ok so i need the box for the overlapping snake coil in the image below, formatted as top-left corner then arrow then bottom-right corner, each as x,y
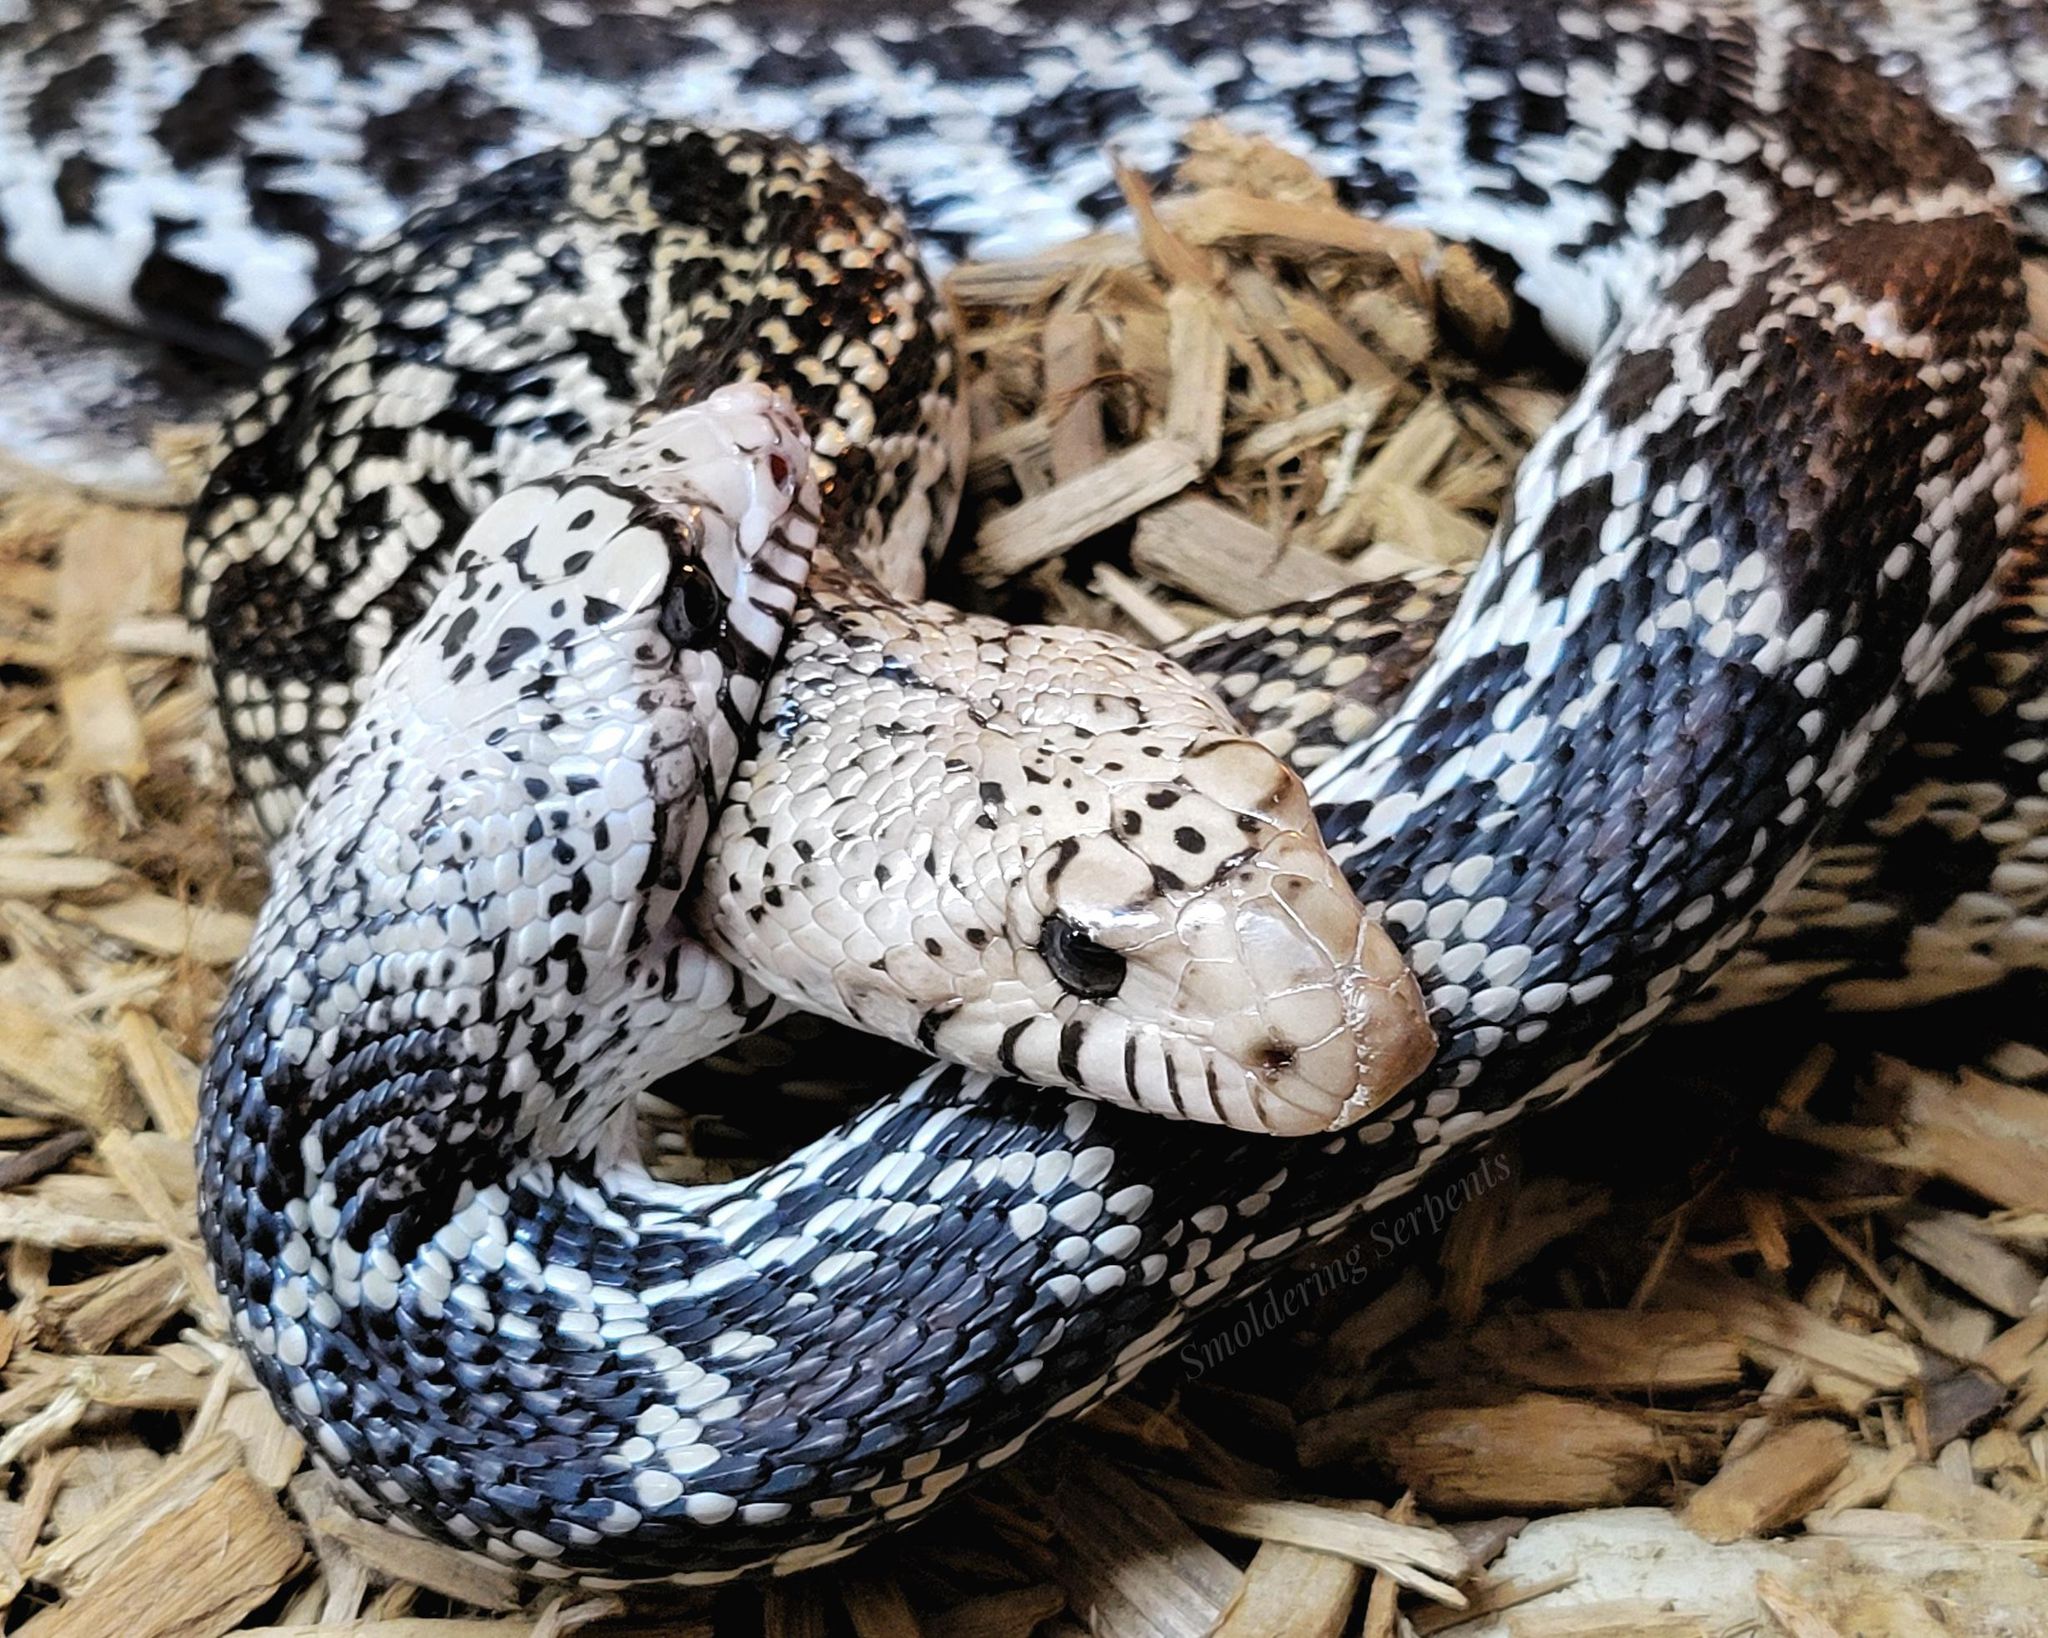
3,0 -> 2045,1585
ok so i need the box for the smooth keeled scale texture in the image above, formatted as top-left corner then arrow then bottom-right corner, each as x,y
180,123 -> 959,836
4,0 -> 2035,1585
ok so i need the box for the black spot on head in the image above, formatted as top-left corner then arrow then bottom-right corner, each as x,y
484,626 -> 541,681
1174,826 -> 1206,854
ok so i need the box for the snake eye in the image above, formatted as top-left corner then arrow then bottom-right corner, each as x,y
661,560 -> 725,648
1038,912 -> 1126,1000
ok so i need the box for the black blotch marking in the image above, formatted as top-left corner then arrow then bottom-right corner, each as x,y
156,53 -> 281,169
484,627 -> 540,680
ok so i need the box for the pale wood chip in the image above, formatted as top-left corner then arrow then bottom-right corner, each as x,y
1465,1309 -> 1744,1392
1235,381 -> 1391,467
293,1474 -> 522,1612
1210,1542 -> 1362,1638
0,851 -> 126,899
1173,120 -> 1337,206
107,614 -> 209,659
1681,1421 -> 1853,1543
68,892 -> 255,965
59,661 -> 148,782
41,1250 -> 190,1353
1408,1571 -> 1577,1636
1885,1463 -> 2042,1538
1433,243 -> 1513,356
1141,1474 -> 1467,1603
93,1129 -> 215,1322
52,507 -> 184,662
1812,1443 -> 1918,1521
237,1623 -> 551,1637
1162,284 -> 1231,465
0,1172 -> 166,1251
0,1374 -> 92,1469
26,1431 -> 244,1590
1117,164 -> 1217,290
1132,496 -> 1356,614
219,1387 -> 307,1492
968,439 -> 1207,579
1044,309 -> 1108,482
1665,1270 -> 1921,1401
0,994 -> 136,1130
1891,1063 -> 2048,1212
1500,1603 -> 1713,1638
1159,189 -> 1433,269
1300,1392 -> 1685,1512
1026,1459 -> 1237,1638
112,1006 -> 202,1141
1752,1572 -> 1852,1638
15,1466 -> 302,1638
1088,564 -> 1194,643
1,1351 -> 212,1425
945,233 -> 1148,304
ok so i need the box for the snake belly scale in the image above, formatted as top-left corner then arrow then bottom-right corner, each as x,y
1,0 -> 2039,1585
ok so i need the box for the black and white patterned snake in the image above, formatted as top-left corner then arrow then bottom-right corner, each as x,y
3,0 -> 2045,1586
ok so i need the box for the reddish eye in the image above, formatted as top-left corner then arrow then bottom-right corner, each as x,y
768,452 -> 791,488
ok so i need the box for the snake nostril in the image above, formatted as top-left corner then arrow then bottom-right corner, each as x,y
1038,911 -> 1127,1000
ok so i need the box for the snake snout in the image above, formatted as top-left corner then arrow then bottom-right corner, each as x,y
1178,828 -> 1434,1136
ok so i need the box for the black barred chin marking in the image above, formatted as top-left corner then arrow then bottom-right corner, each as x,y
5,0 -> 2036,1587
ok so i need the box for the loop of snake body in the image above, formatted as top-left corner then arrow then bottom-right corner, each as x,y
3,0 -> 2043,1584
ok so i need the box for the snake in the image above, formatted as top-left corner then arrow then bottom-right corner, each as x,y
2,0 -> 2041,1586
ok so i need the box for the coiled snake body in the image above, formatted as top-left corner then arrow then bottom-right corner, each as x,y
3,0 -> 2042,1584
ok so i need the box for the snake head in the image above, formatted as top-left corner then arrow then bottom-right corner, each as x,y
999,733 -> 1436,1135
708,615 -> 1434,1135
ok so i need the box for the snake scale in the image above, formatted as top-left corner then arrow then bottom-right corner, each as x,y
4,0 -> 2045,1585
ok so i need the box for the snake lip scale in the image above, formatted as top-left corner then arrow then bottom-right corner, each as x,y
2,0 -> 2041,1587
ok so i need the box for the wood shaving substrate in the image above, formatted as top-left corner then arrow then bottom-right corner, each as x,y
2,123 -> 2048,1638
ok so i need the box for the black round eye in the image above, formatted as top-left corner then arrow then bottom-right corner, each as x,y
661,561 -> 725,648
1038,911 -> 1126,1000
